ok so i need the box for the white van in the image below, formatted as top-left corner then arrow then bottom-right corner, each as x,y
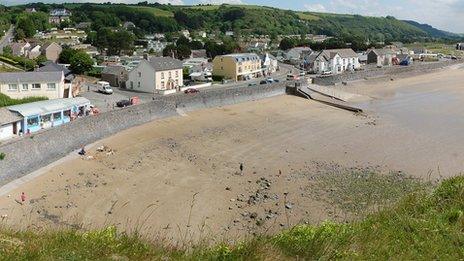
97,81 -> 113,95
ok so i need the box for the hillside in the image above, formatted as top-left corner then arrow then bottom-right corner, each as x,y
15,3 -> 463,43
0,176 -> 462,259
403,20 -> 459,39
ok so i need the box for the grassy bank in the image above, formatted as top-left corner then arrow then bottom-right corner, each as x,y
0,176 -> 462,259
0,93 -> 48,108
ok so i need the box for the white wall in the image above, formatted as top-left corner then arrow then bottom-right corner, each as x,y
126,60 -> 155,93
0,123 -> 13,140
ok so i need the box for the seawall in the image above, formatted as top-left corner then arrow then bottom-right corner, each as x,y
313,60 -> 462,86
0,83 -> 286,184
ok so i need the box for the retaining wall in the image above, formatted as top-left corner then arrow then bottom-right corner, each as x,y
0,82 -> 286,184
313,61 -> 462,86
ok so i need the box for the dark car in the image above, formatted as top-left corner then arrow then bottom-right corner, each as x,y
116,99 -> 132,108
274,79 -> 280,83
260,80 -> 268,85
184,88 -> 199,94
248,83 -> 257,87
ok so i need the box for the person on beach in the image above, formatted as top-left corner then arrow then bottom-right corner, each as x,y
78,146 -> 86,156
20,192 -> 26,203
240,163 -> 244,173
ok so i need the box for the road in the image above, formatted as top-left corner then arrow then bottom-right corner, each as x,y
0,25 -> 14,54
79,62 -> 298,112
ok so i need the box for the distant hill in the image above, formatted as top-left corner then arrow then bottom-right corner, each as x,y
403,20 -> 459,39
7,3 -> 463,43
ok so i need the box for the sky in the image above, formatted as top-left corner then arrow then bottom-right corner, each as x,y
3,0 -> 464,33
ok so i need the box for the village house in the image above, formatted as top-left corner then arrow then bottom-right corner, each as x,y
41,42 -> 62,62
7,97 -> 90,134
261,53 -> 278,75
36,62 -> 76,98
183,58 -> 212,82
28,44 -> 42,59
101,65 -> 128,88
367,49 -> 397,66
307,48 -> 360,74
246,42 -> 268,53
0,71 -> 66,100
49,9 -> 72,24
284,47 -> 313,65
190,49 -> 207,59
0,108 -> 22,141
10,42 -> 31,57
213,53 -> 262,81
126,56 -> 184,95
457,43 -> 464,51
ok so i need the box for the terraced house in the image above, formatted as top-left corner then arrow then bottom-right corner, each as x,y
0,71 -> 66,100
213,53 -> 262,81
307,48 -> 360,74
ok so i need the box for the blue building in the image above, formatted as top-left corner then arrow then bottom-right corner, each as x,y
7,97 -> 91,134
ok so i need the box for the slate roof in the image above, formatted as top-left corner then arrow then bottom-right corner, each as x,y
0,71 -> 63,84
148,57 -> 183,71
0,108 -> 22,125
369,48 -> 396,56
8,97 -> 90,117
36,62 -> 71,76
221,53 -> 260,62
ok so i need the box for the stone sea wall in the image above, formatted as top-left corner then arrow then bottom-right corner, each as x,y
313,60 -> 462,86
0,83 -> 286,184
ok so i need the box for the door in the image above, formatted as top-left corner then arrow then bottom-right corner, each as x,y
12,122 -> 17,135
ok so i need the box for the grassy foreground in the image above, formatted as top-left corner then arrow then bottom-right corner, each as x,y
0,176 -> 463,260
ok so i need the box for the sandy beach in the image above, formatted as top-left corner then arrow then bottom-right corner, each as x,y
1,65 -> 464,243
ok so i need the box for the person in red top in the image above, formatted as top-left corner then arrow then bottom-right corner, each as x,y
20,192 -> 26,203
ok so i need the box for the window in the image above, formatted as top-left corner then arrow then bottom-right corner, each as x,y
42,114 -> 51,122
8,84 -> 18,91
22,84 -> 28,90
161,81 -> 165,89
63,110 -> 71,118
47,83 -> 56,90
138,72 -> 141,77
27,116 -> 39,127
137,82 -> 140,88
175,70 -> 179,77
161,72 -> 164,79
32,83 -> 41,90
53,112 -> 62,121
130,81 -> 134,88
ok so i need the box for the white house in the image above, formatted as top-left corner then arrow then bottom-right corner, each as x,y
307,49 -> 360,74
126,56 -> 184,95
0,71 -> 66,100
261,53 -> 278,75
0,108 -> 22,141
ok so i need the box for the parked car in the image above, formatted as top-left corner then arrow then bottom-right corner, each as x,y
248,83 -> 257,87
287,74 -> 300,81
184,88 -> 199,94
259,80 -> 268,85
97,81 -> 113,95
321,70 -> 332,76
274,79 -> 280,83
299,71 -> 305,76
116,99 -> 132,108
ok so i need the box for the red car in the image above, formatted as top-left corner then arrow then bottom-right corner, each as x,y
184,88 -> 199,94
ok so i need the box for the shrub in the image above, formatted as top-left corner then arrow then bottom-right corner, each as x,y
0,152 -> 5,160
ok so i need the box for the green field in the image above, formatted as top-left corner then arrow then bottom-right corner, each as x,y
184,4 -> 275,10
127,6 -> 174,17
296,12 -> 321,21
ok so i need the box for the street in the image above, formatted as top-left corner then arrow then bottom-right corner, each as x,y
0,25 -> 14,54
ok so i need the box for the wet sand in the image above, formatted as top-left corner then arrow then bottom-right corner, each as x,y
1,65 -> 464,243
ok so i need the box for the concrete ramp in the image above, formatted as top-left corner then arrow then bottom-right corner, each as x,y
297,86 -> 363,113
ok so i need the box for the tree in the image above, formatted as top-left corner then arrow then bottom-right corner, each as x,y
176,44 -> 191,60
190,40 -> 204,50
2,46 -> 12,55
163,44 -> 176,57
59,48 -> 79,64
279,38 -> 295,50
69,51 -> 93,75
176,35 -> 190,46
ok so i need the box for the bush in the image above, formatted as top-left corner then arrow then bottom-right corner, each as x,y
212,75 -> 225,82
0,93 -> 48,107
0,152 -> 5,160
